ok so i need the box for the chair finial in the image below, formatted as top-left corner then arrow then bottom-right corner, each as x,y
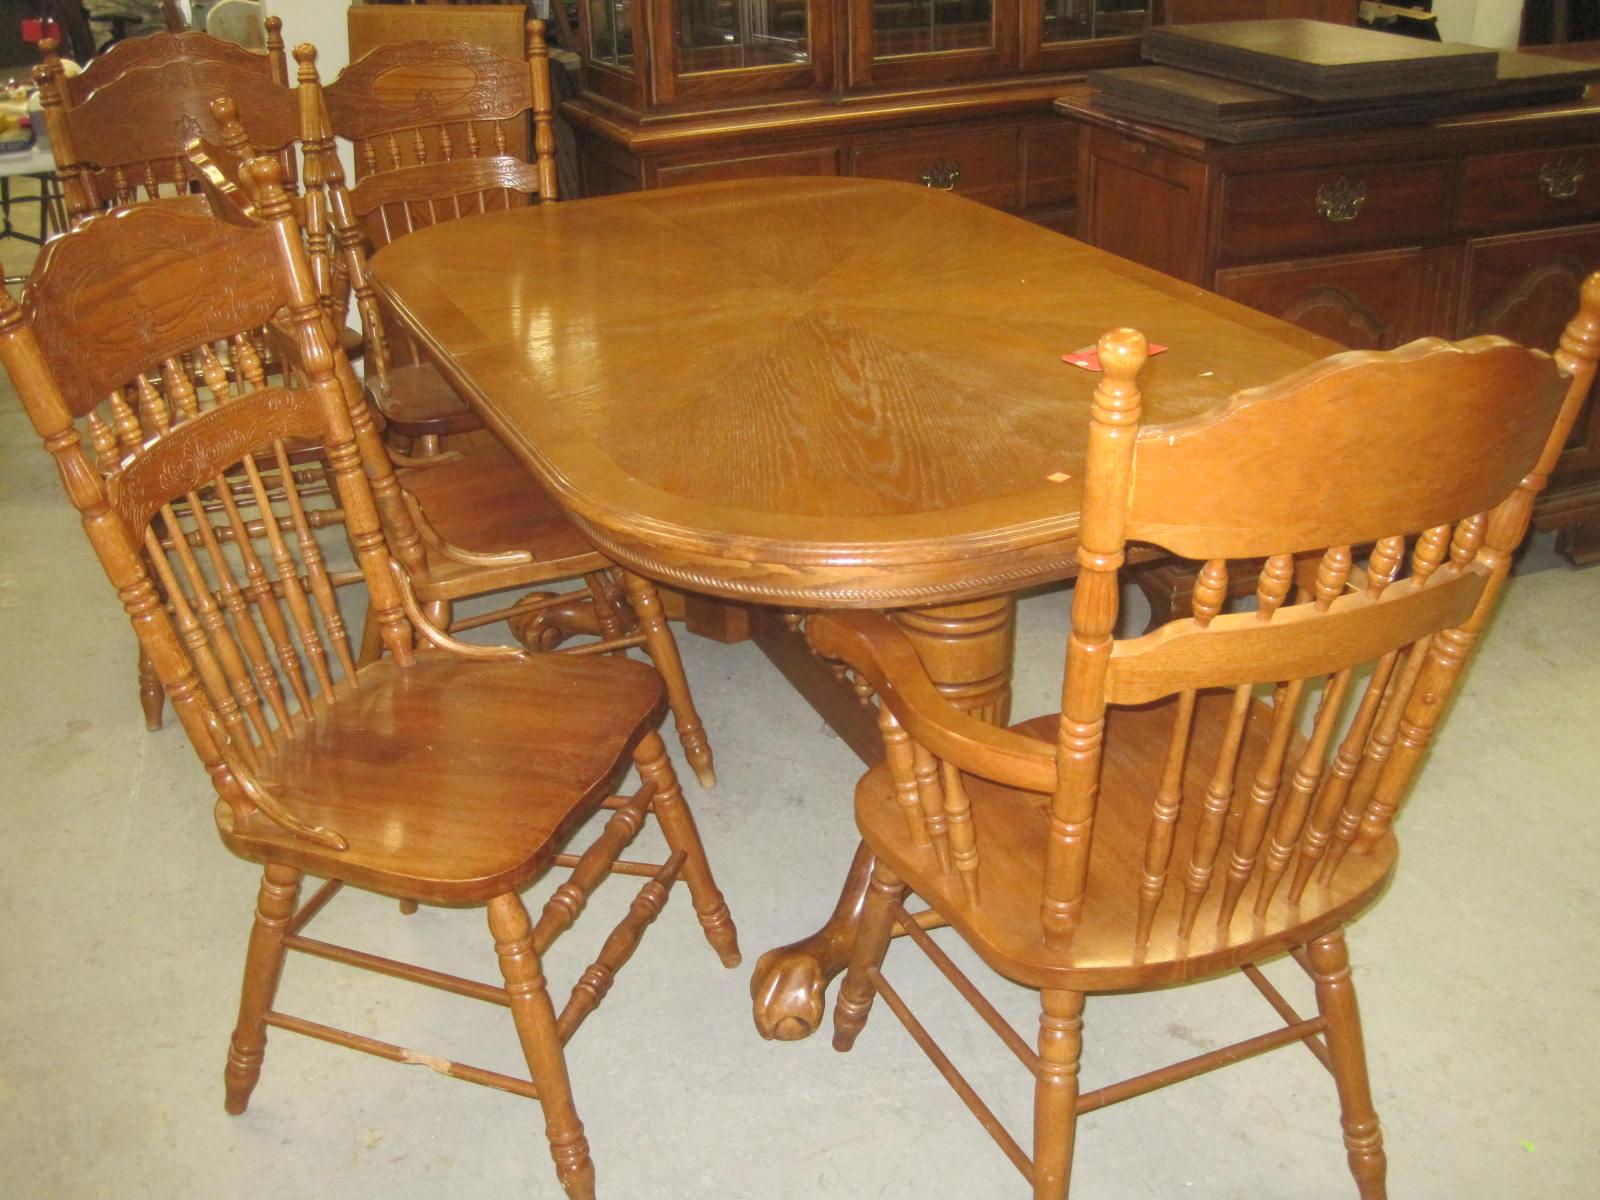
243,155 -> 292,217
1096,328 -> 1147,388
293,42 -> 319,83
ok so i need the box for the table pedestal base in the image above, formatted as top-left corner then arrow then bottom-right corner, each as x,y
750,595 -> 1015,1041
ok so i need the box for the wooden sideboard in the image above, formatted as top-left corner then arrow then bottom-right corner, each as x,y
1061,95 -> 1600,563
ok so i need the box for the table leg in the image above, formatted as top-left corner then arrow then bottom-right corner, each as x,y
750,594 -> 1016,1040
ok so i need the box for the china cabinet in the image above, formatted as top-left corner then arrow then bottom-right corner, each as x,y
563,0 -> 1356,230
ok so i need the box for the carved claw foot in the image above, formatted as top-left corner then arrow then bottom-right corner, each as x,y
751,943 -> 836,1041
750,842 -> 875,1041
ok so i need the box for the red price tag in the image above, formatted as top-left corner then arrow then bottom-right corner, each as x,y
1062,343 -> 1168,372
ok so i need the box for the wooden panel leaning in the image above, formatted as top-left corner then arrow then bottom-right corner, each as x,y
34,21 -> 292,221
298,19 -> 559,451
0,154 -> 738,1200
188,92 -> 720,789
804,285 -> 1600,1198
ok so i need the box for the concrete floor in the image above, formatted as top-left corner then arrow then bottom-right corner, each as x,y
3,207 -> 1599,1198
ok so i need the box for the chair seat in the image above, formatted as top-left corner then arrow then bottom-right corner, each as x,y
398,443 -> 609,597
369,362 -> 483,439
858,692 -> 1397,992
216,654 -> 665,903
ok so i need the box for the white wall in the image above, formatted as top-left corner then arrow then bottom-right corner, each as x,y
259,0 -> 357,180
1433,0 -> 1526,48
259,0 -> 355,78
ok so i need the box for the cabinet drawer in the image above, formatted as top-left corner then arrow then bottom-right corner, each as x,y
1219,162 -> 1451,262
1457,145 -> 1600,234
850,126 -> 1021,210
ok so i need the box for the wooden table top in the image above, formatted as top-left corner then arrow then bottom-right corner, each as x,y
369,177 -> 1335,608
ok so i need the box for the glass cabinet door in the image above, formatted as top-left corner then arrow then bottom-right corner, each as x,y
872,0 -> 994,58
851,0 -> 1015,86
1041,0 -> 1147,41
657,0 -> 831,103
677,0 -> 811,72
589,0 -> 637,68
1025,0 -> 1147,68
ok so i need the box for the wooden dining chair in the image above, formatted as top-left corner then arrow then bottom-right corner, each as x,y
0,154 -> 739,1200
34,22 -> 292,221
305,21 -> 560,454
190,86 -> 720,789
802,298 -> 1600,1198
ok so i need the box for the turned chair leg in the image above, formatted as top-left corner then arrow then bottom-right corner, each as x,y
619,570 -> 715,789
585,572 -> 626,644
138,648 -> 164,731
1032,989 -> 1086,1200
488,892 -> 597,1200
224,863 -> 302,1115
832,860 -> 905,1051
632,730 -> 740,966
1309,928 -> 1388,1200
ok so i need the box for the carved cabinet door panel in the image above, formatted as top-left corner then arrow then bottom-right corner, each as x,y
1212,246 -> 1449,351
1456,223 -> 1600,479
1078,130 -> 1209,282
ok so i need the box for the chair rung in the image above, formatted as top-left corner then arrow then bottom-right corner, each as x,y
1075,1015 -> 1329,1116
554,634 -> 646,657
1241,963 -> 1332,1073
532,784 -> 657,954
283,933 -> 509,1007
890,903 -> 1038,1074
551,853 -> 675,879
866,967 -> 1034,1185
450,589 -> 576,633
557,852 -> 683,1045
264,1010 -> 537,1099
284,878 -> 343,936
889,907 -> 948,935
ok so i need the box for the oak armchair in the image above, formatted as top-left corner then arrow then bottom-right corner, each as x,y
805,291 -> 1600,1198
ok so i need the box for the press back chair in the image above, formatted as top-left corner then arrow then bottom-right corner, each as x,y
305,22 -> 559,452
805,296 -> 1600,1198
35,22 -> 293,221
28,42 -> 348,734
0,156 -> 739,1200
191,89 -> 719,789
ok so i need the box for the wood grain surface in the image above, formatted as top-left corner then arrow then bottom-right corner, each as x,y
369,176 -> 1336,606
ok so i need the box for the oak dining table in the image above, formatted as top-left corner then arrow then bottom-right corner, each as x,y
366,175 -> 1337,1043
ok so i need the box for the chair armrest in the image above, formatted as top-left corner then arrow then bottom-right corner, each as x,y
806,611 -> 1056,794
388,560 -> 531,663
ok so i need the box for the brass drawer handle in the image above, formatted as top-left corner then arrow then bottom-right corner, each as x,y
1316,177 -> 1368,224
1538,156 -> 1583,201
920,160 -> 962,191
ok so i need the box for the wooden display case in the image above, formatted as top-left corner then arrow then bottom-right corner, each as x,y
563,0 -> 1356,230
